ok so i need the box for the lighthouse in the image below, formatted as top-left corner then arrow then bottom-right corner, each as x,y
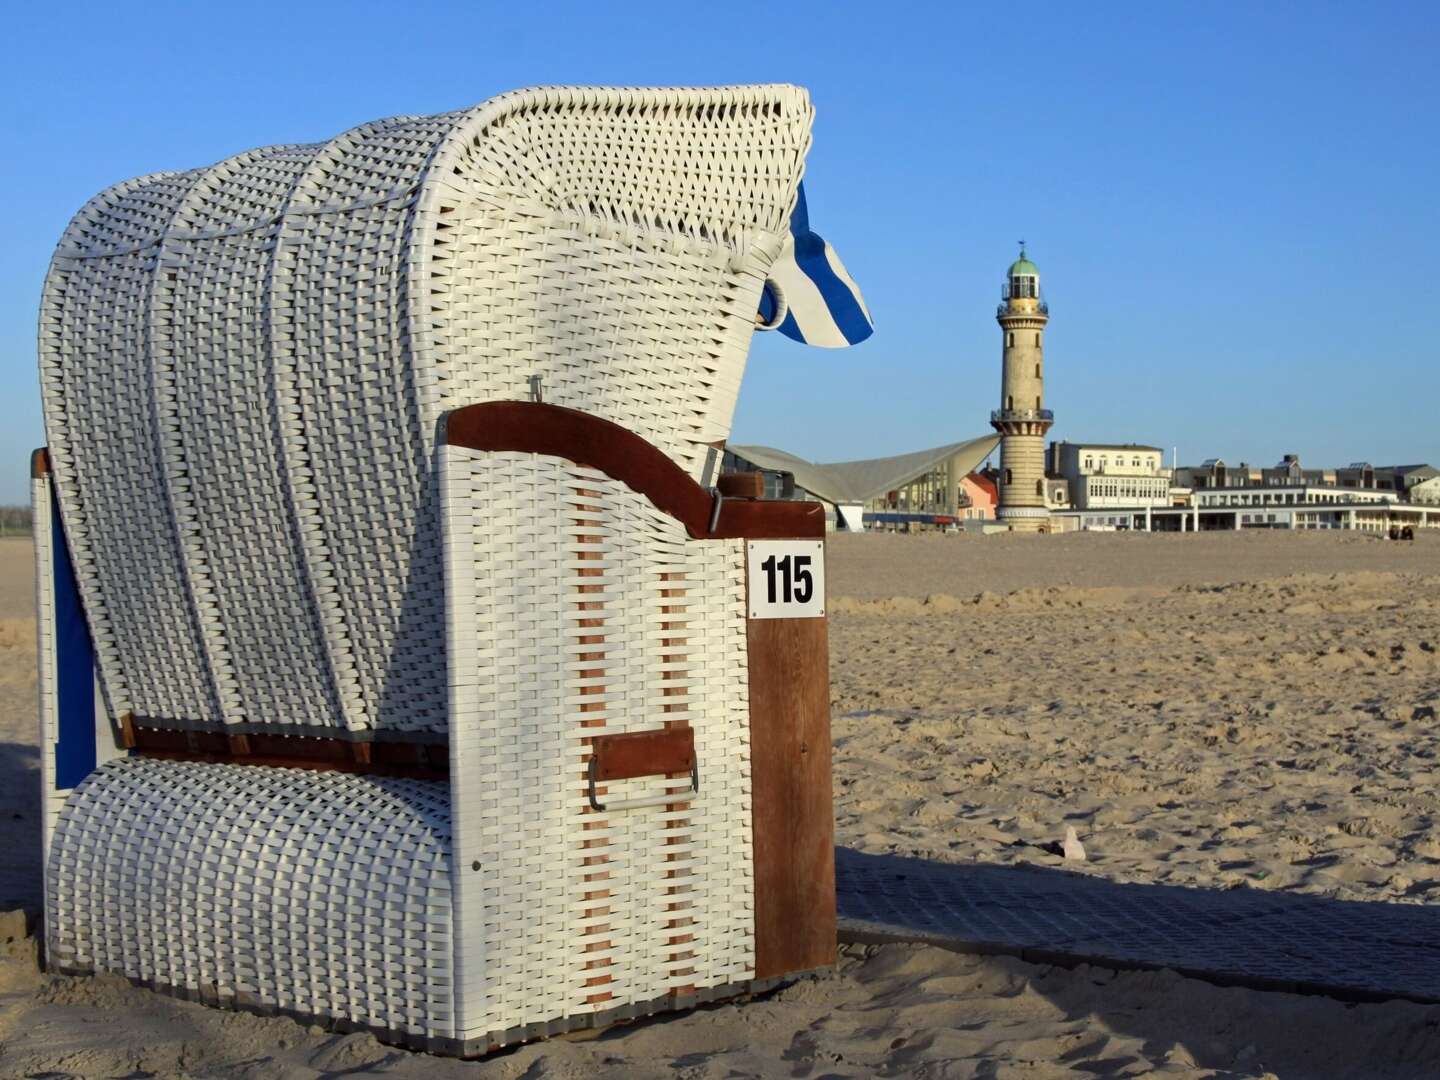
991,245 -> 1053,531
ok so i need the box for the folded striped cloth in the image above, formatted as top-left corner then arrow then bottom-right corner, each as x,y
757,183 -> 873,348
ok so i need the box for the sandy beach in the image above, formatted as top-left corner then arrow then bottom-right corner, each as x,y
4,530 -> 1440,1077
828,531 -> 1440,905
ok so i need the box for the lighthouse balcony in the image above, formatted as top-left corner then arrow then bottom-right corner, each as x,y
997,298 -> 1049,317
991,408 -> 1054,424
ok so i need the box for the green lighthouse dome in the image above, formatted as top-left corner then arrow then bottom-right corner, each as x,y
1008,246 -> 1038,278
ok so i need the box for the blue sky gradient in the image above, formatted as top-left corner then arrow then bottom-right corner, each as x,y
3,1 -> 1436,502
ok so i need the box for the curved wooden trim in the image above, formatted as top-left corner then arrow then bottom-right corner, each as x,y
443,402 -> 826,540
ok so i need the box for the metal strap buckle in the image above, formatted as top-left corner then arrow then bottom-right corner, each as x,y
587,755 -> 699,812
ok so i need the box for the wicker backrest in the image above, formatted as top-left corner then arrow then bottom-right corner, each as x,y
39,85 -> 814,739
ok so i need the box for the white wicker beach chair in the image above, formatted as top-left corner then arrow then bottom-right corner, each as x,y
33,85 -> 836,1054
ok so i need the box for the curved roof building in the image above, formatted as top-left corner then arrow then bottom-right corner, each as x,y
729,435 -> 999,509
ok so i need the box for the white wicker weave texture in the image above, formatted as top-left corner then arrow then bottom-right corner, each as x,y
441,447 -> 753,1042
39,86 -> 814,738
48,759 -> 456,1040
32,475 -> 63,900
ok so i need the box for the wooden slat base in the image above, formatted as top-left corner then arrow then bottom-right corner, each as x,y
129,726 -> 449,779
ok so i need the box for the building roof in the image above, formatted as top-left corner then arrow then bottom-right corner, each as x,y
1195,481 -> 1395,493
1059,442 -> 1164,453
728,434 -> 1001,505
1379,464 -> 1439,478
966,472 -> 999,501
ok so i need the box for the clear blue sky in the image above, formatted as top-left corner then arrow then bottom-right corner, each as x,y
3,1 -> 1437,503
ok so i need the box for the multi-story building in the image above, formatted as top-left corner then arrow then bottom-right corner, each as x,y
1047,442 -> 1172,510
1176,456 -> 1438,501
962,471 -> 999,521
1392,466 -> 1440,503
1336,463 -> 1440,503
1176,454 -> 1440,510
1192,486 -> 1392,510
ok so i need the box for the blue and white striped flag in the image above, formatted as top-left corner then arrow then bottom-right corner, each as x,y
757,183 -> 873,348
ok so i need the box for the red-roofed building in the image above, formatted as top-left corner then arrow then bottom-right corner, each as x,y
962,471 -> 998,521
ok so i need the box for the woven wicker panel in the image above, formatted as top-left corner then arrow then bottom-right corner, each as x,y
412,86 -> 813,476
32,475 -> 65,895
48,758 -> 455,1039
156,145 -> 338,730
40,85 -> 812,738
276,112 -> 485,735
40,171 -> 220,727
442,447 -> 753,1043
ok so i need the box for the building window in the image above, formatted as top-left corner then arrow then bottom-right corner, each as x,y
1036,479 -> 1044,497
1007,395 -> 1013,410
1035,332 -> 1041,346
1035,363 -> 1041,378
1005,468 -> 1013,485
1007,332 -> 1014,348
1035,396 -> 1041,409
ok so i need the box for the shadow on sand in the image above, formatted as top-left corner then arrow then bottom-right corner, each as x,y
836,846 -> 1440,1004
0,739 -> 41,912
835,847 -> 1440,1076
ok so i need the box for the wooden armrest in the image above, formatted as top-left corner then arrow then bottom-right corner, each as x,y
443,401 -> 824,540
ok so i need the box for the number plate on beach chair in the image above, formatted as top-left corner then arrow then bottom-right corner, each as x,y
747,540 -> 826,620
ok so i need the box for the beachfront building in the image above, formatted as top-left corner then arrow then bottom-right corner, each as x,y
1174,455 -> 1440,516
1177,456 -> 1438,501
963,471 -> 1000,521
1039,447 -> 1440,532
1055,497 -> 1439,532
991,245 -> 1053,532
1047,441 -> 1172,510
1393,466 -> 1440,503
1335,463 -> 1440,503
1192,486 -> 1391,510
724,435 -> 1000,531
1055,450 -> 1440,530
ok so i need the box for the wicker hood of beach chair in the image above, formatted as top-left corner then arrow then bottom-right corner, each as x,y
33,85 -> 837,1054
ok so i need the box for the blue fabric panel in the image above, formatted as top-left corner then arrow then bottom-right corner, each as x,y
758,281 -> 778,324
782,185 -> 873,346
51,491 -> 96,789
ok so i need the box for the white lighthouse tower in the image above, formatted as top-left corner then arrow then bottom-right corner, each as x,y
991,244 -> 1053,531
